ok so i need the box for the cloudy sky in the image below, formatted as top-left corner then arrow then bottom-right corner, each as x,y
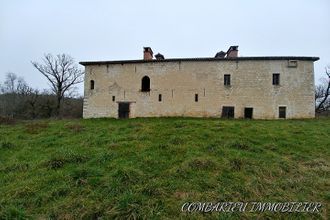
1,0 -> 329,94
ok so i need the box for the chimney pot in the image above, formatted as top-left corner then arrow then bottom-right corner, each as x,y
143,47 -> 153,60
215,51 -> 226,58
155,53 -> 165,60
226,46 -> 239,58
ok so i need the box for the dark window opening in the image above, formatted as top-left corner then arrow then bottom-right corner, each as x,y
158,94 -> 162,102
273,73 -> 280,85
90,80 -> 95,90
222,106 -> 235,118
112,96 -> 115,102
141,76 -> 150,92
279,106 -> 286,119
244,108 -> 253,119
195,94 -> 198,102
224,74 -> 231,86
288,60 -> 298,68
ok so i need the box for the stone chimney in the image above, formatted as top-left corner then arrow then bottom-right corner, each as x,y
226,46 -> 239,58
143,47 -> 153,60
215,51 -> 226,58
155,53 -> 165,60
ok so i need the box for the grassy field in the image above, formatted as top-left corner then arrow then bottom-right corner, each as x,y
0,118 -> 329,219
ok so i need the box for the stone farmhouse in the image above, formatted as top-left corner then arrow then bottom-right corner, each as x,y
80,46 -> 319,119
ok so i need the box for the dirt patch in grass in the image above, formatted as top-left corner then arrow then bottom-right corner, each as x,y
65,124 -> 85,133
141,183 -> 164,196
168,136 -> 185,145
229,158 -> 244,171
228,140 -> 250,150
303,158 -> 328,168
173,191 -> 190,199
188,158 -> 217,171
108,142 -> 120,149
43,153 -> 89,170
70,168 -> 91,186
302,158 -> 329,174
112,168 -> 144,185
264,143 -> 277,151
125,122 -> 144,131
1,163 -> 29,173
25,122 -> 49,134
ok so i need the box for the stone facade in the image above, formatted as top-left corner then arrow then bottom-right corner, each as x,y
80,48 -> 318,119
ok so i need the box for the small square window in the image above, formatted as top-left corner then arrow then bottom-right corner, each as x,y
224,74 -> 231,86
273,73 -> 280,85
288,60 -> 298,68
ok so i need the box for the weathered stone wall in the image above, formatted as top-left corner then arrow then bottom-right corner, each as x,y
82,59 -> 315,119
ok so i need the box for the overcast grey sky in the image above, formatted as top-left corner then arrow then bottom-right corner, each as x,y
1,0 -> 329,94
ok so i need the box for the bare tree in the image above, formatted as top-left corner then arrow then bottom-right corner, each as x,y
3,72 -> 17,93
2,72 -> 28,94
315,66 -> 330,112
31,54 -> 84,115
0,73 -> 30,117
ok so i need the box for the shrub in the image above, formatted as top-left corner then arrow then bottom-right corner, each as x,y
0,141 -> 15,149
0,116 -> 16,125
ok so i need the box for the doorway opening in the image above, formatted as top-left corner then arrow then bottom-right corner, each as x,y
221,106 -> 235,118
244,108 -> 253,119
118,102 -> 130,119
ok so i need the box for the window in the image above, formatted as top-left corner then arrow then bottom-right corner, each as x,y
90,80 -> 95,90
141,76 -> 150,92
244,108 -> 253,119
279,106 -> 286,119
112,96 -> 115,102
288,60 -> 298,68
224,74 -> 231,86
273,73 -> 280,85
195,94 -> 198,102
158,94 -> 162,102
222,106 -> 234,118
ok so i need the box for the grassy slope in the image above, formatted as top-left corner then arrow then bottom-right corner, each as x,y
0,118 -> 329,219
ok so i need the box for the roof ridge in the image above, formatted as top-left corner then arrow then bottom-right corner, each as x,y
80,56 -> 319,65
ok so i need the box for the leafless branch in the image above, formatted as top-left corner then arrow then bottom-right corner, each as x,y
31,53 -> 84,115
315,66 -> 330,112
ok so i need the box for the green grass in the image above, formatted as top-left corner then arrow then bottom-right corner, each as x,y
0,118 -> 329,219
